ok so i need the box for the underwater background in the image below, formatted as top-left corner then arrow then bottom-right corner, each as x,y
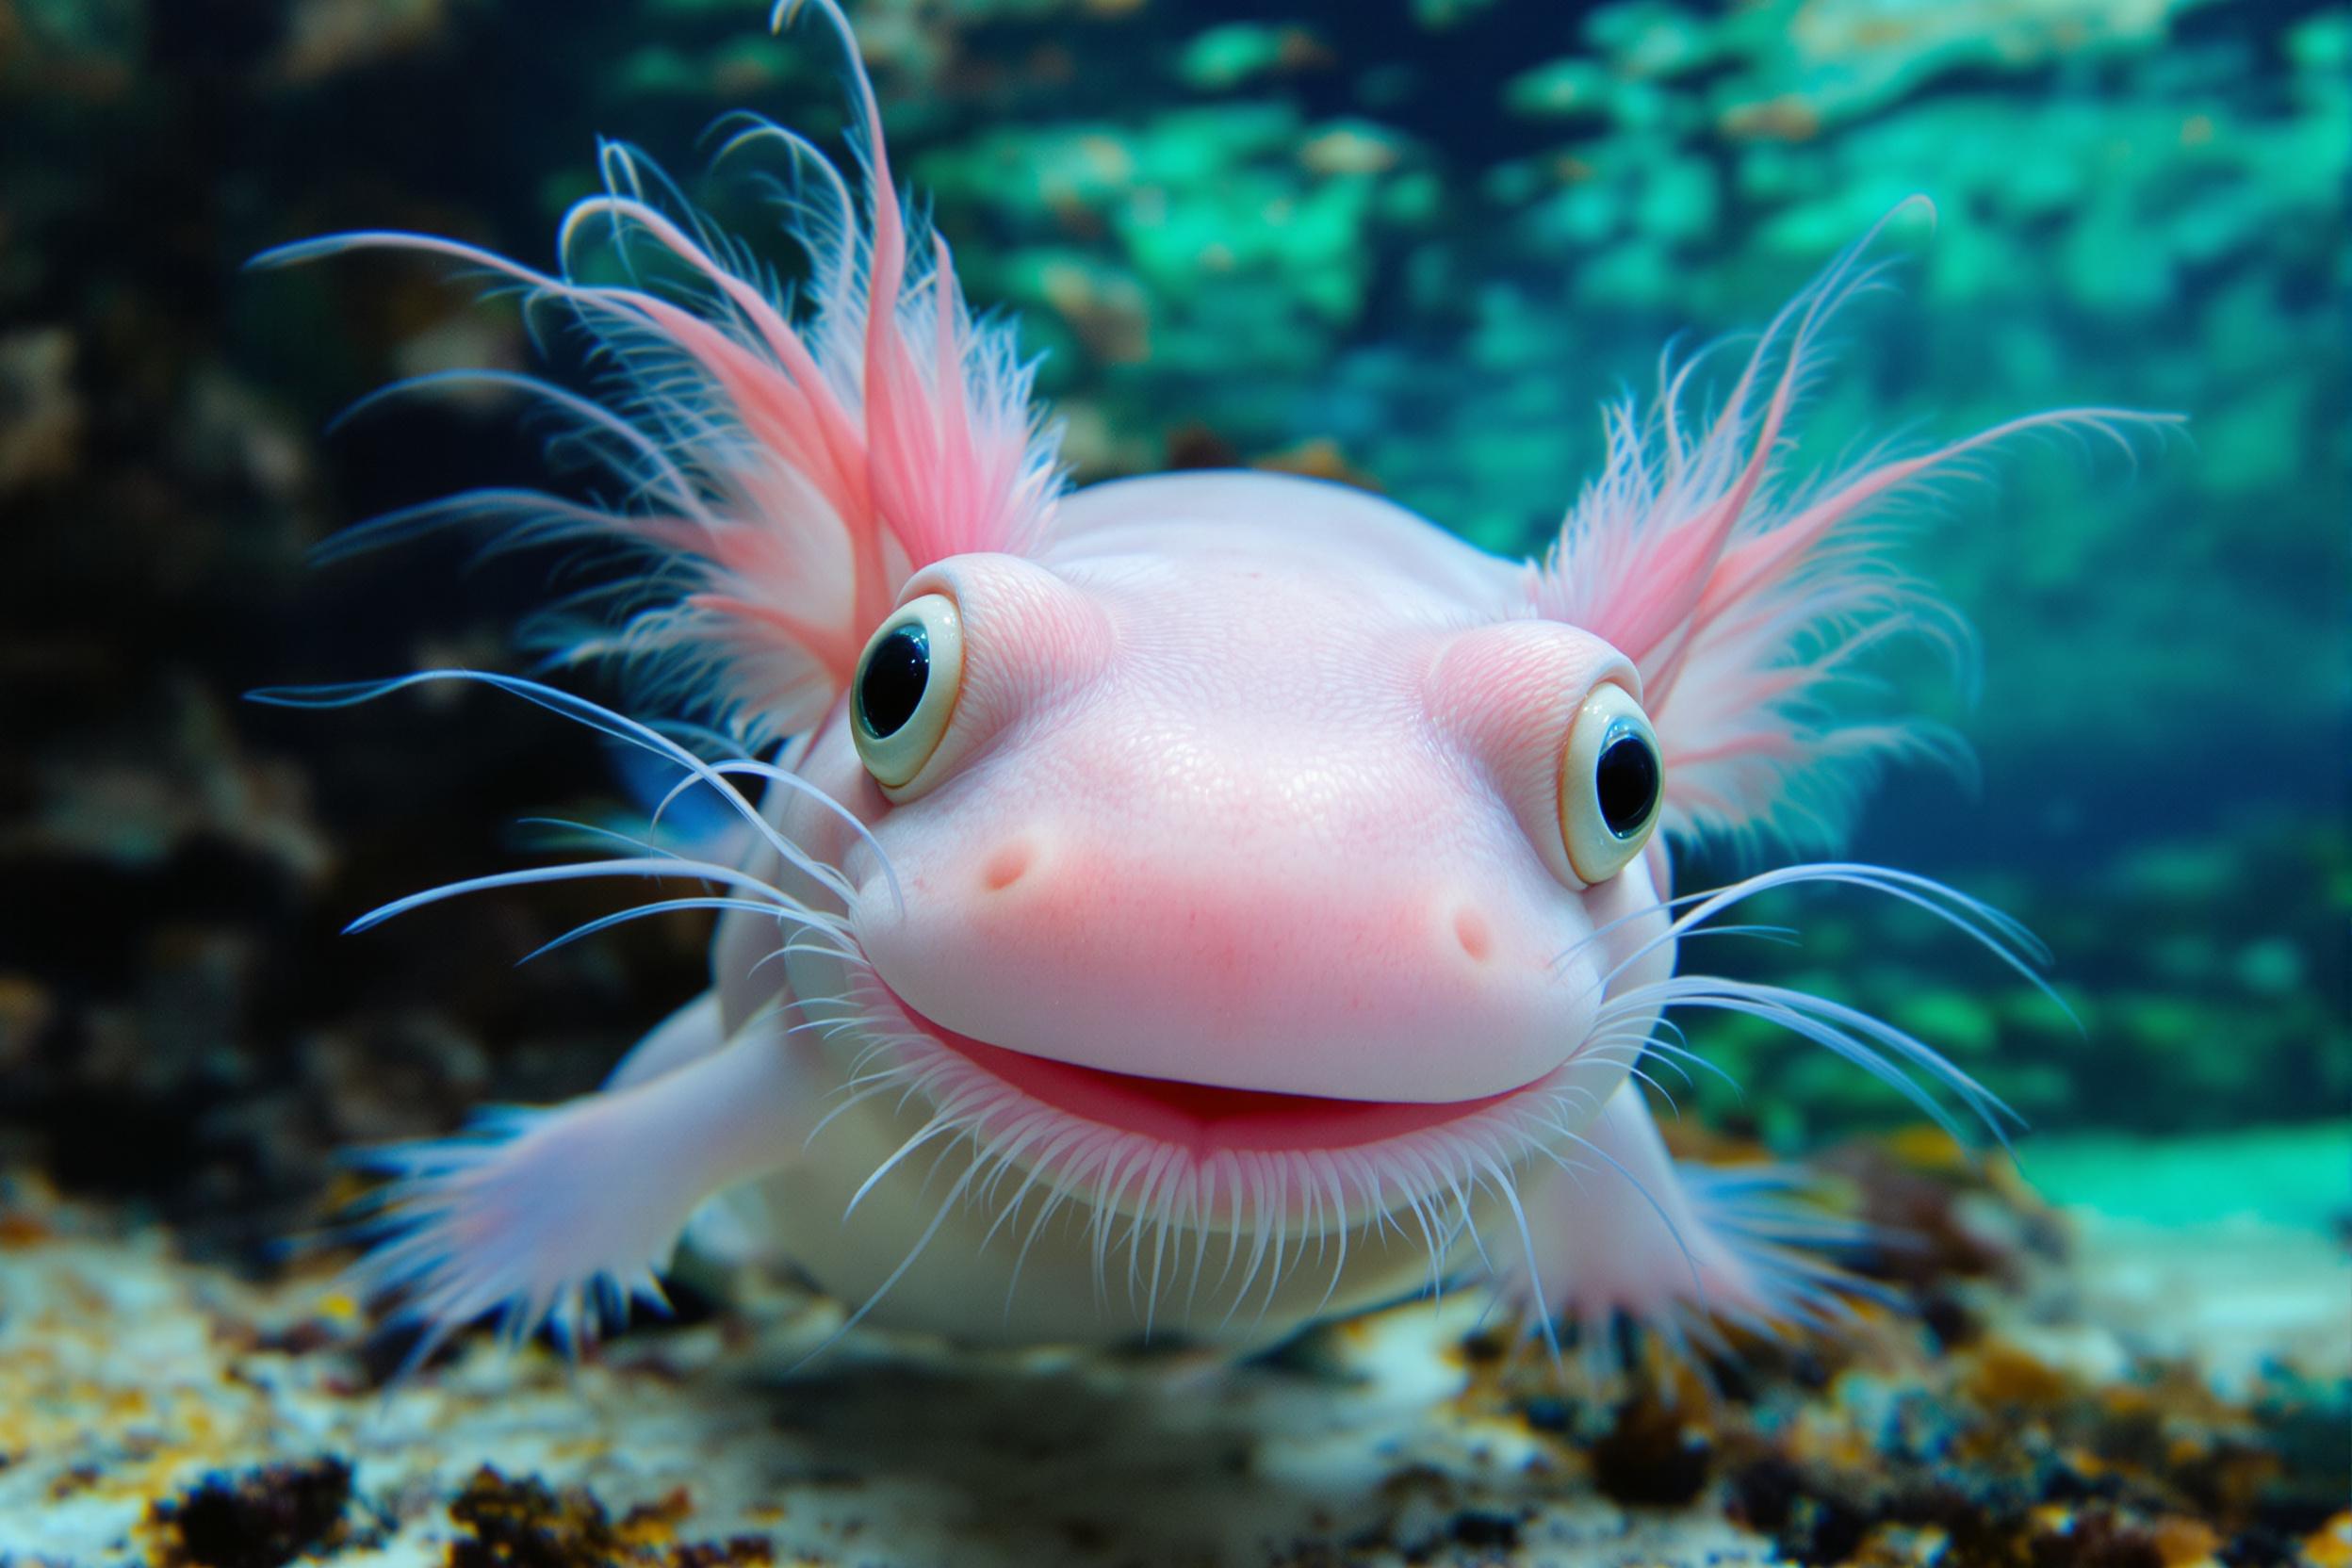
0,0 -> 2345,1564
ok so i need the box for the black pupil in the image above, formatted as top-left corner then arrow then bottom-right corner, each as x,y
858,623 -> 930,738
1595,731 -> 1660,838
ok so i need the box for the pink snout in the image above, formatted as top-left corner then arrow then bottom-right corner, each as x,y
856,828 -> 1598,1103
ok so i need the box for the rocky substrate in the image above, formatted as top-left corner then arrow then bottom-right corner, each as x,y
0,1126 -> 2344,1568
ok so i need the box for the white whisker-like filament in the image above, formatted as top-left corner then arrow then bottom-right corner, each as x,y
1596,971 -> 2014,1144
517,897 -> 846,967
650,758 -> 901,913
346,855 -> 809,934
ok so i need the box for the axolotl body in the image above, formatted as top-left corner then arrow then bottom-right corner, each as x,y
261,1 -> 2155,1366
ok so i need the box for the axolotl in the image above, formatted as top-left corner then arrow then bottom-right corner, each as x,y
258,1 -> 2158,1370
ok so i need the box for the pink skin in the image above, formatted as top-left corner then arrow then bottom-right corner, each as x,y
729,479 -> 1680,1259
258,1 -> 2170,1367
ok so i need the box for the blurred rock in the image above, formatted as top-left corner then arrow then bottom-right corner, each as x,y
274,0 -> 450,85
0,325 -> 82,494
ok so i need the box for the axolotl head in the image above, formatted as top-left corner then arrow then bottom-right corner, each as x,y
760,473 -> 1680,1215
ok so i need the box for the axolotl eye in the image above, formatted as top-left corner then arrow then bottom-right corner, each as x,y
1560,681 -> 1663,884
853,593 -> 964,789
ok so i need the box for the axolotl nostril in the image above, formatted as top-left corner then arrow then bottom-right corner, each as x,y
253,0 -> 2169,1371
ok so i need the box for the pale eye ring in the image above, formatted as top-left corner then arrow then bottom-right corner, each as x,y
852,594 -> 964,789
1560,682 -> 1663,884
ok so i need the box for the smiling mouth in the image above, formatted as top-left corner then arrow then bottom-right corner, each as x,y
792,958 -> 1611,1249
858,975 -> 1548,1160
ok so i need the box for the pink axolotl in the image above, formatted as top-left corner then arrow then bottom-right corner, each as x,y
258,1 -> 2159,1370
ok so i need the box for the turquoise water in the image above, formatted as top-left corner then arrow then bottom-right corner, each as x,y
2026,1120 -> 2352,1230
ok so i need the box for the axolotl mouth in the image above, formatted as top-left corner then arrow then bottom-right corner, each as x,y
833,968 -> 1605,1236
882,978 -> 1536,1150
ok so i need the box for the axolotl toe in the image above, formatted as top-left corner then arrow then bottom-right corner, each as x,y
255,1 -> 2167,1370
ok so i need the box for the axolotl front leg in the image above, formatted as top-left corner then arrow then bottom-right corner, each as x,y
1490,1083 -> 1862,1366
349,991 -> 813,1351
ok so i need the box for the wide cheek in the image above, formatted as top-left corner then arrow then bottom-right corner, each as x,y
1582,847 -> 1675,1006
767,711 -> 894,893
